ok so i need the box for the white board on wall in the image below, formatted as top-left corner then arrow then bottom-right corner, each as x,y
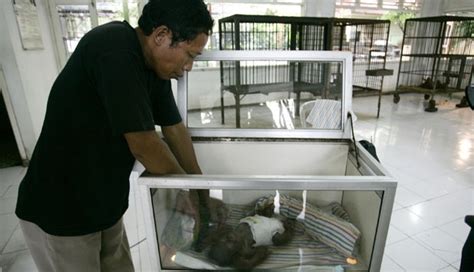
13,0 -> 44,50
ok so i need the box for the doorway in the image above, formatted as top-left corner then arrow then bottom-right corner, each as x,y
0,91 -> 22,168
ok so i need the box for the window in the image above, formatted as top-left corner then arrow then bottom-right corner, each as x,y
205,1 -> 302,51
51,0 -> 303,68
335,0 -> 422,17
56,4 -> 91,56
50,0 -> 143,66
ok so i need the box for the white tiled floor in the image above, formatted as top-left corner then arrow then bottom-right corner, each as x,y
0,93 -> 472,271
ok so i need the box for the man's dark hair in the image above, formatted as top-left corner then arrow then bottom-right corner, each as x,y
138,0 -> 214,45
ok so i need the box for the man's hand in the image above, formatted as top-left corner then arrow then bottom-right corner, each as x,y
208,197 -> 228,225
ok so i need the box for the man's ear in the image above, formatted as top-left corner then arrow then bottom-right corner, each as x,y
152,25 -> 171,46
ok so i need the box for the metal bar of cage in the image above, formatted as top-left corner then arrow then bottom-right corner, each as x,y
218,15 -> 392,127
394,15 -> 474,112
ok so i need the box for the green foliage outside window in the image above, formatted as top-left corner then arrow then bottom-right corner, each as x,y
381,11 -> 416,32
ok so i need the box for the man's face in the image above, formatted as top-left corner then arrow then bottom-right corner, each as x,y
148,27 -> 208,80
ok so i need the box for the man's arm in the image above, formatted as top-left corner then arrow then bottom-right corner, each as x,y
161,121 -> 202,174
126,122 -> 212,249
124,130 -> 186,175
161,122 -> 214,251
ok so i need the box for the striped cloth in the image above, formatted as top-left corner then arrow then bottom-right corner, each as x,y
255,195 -> 360,258
305,99 -> 342,129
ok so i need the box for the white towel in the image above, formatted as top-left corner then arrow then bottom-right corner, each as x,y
306,100 -> 342,129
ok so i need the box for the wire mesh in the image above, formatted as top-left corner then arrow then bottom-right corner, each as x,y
396,16 -> 474,96
219,15 -> 391,96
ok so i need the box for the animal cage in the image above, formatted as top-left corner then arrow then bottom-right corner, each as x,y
395,16 -> 474,112
219,15 -> 392,126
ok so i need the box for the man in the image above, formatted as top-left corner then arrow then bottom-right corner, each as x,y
15,0 -> 213,271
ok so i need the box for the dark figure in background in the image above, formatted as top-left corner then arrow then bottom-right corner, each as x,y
419,77 -> 449,90
15,1 -> 213,271
460,216 -> 474,272
456,84 -> 473,108
205,203 -> 295,270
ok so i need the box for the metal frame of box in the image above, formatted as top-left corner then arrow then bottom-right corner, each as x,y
138,148 -> 397,272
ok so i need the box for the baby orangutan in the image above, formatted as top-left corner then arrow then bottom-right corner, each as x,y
205,203 -> 295,270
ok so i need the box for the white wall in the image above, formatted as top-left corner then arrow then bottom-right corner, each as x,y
420,0 -> 444,17
442,0 -> 474,14
0,0 -> 58,158
421,0 -> 474,16
382,60 -> 400,93
302,0 -> 335,17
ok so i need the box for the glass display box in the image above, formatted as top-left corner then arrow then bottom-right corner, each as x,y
137,51 -> 397,271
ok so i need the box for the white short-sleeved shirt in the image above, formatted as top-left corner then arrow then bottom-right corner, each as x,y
240,215 -> 285,246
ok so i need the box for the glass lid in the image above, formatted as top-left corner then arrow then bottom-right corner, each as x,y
177,51 -> 353,139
